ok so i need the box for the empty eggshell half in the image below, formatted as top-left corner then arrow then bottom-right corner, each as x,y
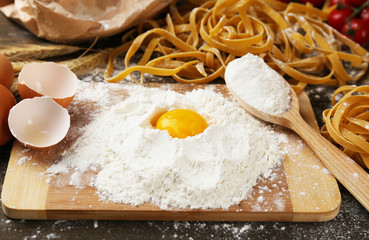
18,62 -> 78,107
8,96 -> 70,149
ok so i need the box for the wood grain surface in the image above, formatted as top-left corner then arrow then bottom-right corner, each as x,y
1,84 -> 340,221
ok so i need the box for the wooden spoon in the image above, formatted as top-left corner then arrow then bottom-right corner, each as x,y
226,80 -> 369,212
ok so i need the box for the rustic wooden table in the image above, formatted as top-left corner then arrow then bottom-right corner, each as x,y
0,11 -> 369,240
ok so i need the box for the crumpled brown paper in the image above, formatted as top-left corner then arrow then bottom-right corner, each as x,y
1,0 -> 171,43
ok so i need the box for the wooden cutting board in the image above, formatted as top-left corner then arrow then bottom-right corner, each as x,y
1,83 -> 341,221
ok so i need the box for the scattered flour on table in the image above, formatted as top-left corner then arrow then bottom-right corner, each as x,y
46,84 -> 288,210
225,53 -> 291,115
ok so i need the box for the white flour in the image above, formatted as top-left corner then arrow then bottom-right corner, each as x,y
225,53 -> 291,115
46,84 -> 288,210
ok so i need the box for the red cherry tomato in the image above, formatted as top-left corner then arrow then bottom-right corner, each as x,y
341,19 -> 369,46
328,8 -> 354,30
300,0 -> 326,8
346,0 -> 367,7
329,0 -> 349,6
360,7 -> 369,24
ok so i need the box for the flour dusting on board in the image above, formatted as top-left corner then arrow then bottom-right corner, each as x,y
46,82 -> 288,210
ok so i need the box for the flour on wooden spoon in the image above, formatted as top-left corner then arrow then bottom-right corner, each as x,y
225,53 -> 291,115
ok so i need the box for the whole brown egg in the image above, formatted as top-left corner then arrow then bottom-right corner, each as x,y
0,84 -> 16,146
0,53 -> 14,89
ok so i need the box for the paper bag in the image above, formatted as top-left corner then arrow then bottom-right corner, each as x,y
1,0 -> 171,43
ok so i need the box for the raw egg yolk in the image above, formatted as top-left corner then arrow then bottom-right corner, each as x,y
155,109 -> 208,139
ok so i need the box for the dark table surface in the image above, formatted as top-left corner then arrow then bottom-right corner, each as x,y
1,10 -> 369,240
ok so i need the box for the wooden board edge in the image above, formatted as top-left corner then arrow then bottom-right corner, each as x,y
43,210 -> 294,221
3,207 -> 338,222
1,203 -> 48,220
1,141 -> 49,219
291,205 -> 341,222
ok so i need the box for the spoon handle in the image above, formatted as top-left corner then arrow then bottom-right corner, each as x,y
291,114 -> 369,211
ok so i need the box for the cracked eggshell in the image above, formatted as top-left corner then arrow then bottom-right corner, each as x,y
18,62 -> 78,107
8,96 -> 70,149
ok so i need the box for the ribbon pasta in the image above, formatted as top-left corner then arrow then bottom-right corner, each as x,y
104,0 -> 369,94
322,85 -> 369,168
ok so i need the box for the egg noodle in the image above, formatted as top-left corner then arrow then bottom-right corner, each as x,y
104,0 -> 369,94
322,85 -> 369,168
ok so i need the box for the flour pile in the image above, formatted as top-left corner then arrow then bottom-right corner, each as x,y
47,84 -> 288,209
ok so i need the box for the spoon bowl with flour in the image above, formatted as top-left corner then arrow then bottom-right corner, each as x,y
225,53 -> 369,212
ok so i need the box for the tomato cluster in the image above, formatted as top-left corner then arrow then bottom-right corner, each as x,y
328,0 -> 369,46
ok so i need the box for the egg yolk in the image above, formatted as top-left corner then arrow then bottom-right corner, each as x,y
155,109 -> 208,139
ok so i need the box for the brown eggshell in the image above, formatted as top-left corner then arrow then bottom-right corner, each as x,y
18,62 -> 78,107
0,84 -> 16,146
8,96 -> 70,149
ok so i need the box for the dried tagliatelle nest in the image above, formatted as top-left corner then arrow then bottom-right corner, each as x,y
322,85 -> 369,169
104,0 -> 369,94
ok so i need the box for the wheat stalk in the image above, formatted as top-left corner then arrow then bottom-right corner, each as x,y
59,49 -> 112,75
0,44 -> 82,60
11,59 -> 45,73
11,50 -> 111,75
11,49 -> 111,74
